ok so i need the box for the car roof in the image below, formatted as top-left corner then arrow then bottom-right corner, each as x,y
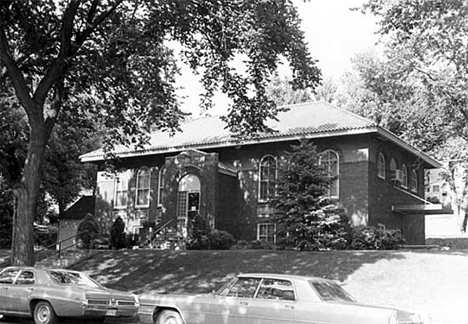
2,266 -> 77,273
238,273 -> 333,283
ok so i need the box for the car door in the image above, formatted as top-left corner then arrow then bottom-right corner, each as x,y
5,270 -> 36,315
247,278 -> 296,324
205,277 -> 262,324
0,269 -> 21,313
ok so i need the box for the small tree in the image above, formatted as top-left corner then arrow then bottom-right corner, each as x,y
77,213 -> 100,250
110,216 -> 126,250
274,140 -> 350,250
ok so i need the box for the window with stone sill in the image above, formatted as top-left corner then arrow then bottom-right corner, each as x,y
377,153 -> 385,180
259,155 -> 277,201
114,170 -> 130,209
319,150 -> 339,198
257,223 -> 276,244
410,170 -> 417,193
135,167 -> 151,208
401,164 -> 408,188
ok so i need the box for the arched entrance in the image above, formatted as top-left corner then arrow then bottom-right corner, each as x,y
176,174 -> 201,238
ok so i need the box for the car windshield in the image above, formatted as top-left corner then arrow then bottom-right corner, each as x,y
309,280 -> 355,302
48,270 -> 101,288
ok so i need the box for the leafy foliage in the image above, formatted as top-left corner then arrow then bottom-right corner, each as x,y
359,0 -> 468,230
77,213 -> 100,250
110,216 -> 127,250
273,140 -> 350,250
350,226 -> 405,250
0,0 -> 320,265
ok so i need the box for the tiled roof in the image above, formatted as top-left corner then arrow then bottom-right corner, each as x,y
81,102 -> 375,159
80,101 -> 441,168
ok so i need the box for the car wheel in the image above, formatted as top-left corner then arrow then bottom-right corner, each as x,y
33,301 -> 58,324
156,310 -> 183,324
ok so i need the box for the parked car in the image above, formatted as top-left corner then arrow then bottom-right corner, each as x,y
0,266 -> 139,324
138,273 -> 430,324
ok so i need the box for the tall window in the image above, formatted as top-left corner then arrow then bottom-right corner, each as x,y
320,150 -> 339,198
401,164 -> 408,188
114,170 -> 129,208
377,153 -> 385,179
176,174 -> 201,238
158,166 -> 165,207
257,223 -> 276,243
135,167 -> 151,207
259,156 -> 277,201
390,158 -> 397,177
410,170 -> 417,192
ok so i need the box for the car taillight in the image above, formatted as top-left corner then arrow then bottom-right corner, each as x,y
134,295 -> 140,307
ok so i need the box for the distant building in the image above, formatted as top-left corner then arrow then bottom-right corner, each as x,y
79,102 -> 442,245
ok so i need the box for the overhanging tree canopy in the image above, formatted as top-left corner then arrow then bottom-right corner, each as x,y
0,0 -> 321,265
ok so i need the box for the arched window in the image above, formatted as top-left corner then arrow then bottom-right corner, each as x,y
135,167 -> 151,207
377,153 -> 385,179
320,150 -> 339,198
259,155 -> 277,201
401,164 -> 408,188
158,166 -> 165,207
114,169 -> 130,208
410,170 -> 418,192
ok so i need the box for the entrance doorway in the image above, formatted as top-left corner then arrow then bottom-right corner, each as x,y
176,174 -> 200,238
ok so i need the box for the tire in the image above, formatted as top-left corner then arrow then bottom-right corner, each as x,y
33,301 -> 58,324
155,310 -> 183,324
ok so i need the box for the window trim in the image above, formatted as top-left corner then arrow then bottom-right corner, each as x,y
401,164 -> 408,188
410,169 -> 417,192
319,149 -> 340,199
157,166 -> 165,207
135,167 -> 151,208
114,170 -> 129,209
377,153 -> 386,180
258,155 -> 277,202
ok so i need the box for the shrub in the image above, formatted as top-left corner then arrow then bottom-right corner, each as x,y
77,213 -> 100,249
110,216 -> 127,249
186,235 -> 210,250
351,226 -> 405,250
208,230 -> 236,250
248,239 -> 273,250
231,240 -> 249,250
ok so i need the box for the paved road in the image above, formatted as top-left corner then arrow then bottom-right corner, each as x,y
0,316 -> 139,324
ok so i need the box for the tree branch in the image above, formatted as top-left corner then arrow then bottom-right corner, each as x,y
74,0 -> 124,51
0,27 -> 35,112
33,0 -> 81,108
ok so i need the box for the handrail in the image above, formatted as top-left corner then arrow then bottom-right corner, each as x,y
34,229 -> 93,265
152,218 -> 177,241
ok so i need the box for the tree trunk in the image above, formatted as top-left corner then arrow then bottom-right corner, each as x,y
10,124 -> 47,266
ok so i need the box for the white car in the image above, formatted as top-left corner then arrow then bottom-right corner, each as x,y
138,273 -> 430,324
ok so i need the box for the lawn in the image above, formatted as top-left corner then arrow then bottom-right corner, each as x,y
68,249 -> 468,324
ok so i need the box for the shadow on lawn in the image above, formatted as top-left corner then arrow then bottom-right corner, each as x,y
69,249 -> 408,294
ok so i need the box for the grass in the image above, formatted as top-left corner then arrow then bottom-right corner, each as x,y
67,249 -> 468,324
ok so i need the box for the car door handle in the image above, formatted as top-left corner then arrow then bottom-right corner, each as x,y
239,301 -> 249,306
27,287 -> 34,291
285,305 -> 294,310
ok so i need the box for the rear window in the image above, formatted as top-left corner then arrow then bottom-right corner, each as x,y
309,280 -> 355,302
48,270 -> 100,288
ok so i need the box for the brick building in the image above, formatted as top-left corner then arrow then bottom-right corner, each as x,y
79,102 -> 442,245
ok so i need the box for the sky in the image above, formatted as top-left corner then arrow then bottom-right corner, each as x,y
177,0 -> 381,116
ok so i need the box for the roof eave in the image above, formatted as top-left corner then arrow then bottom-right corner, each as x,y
376,128 -> 442,169
79,127 -> 377,163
